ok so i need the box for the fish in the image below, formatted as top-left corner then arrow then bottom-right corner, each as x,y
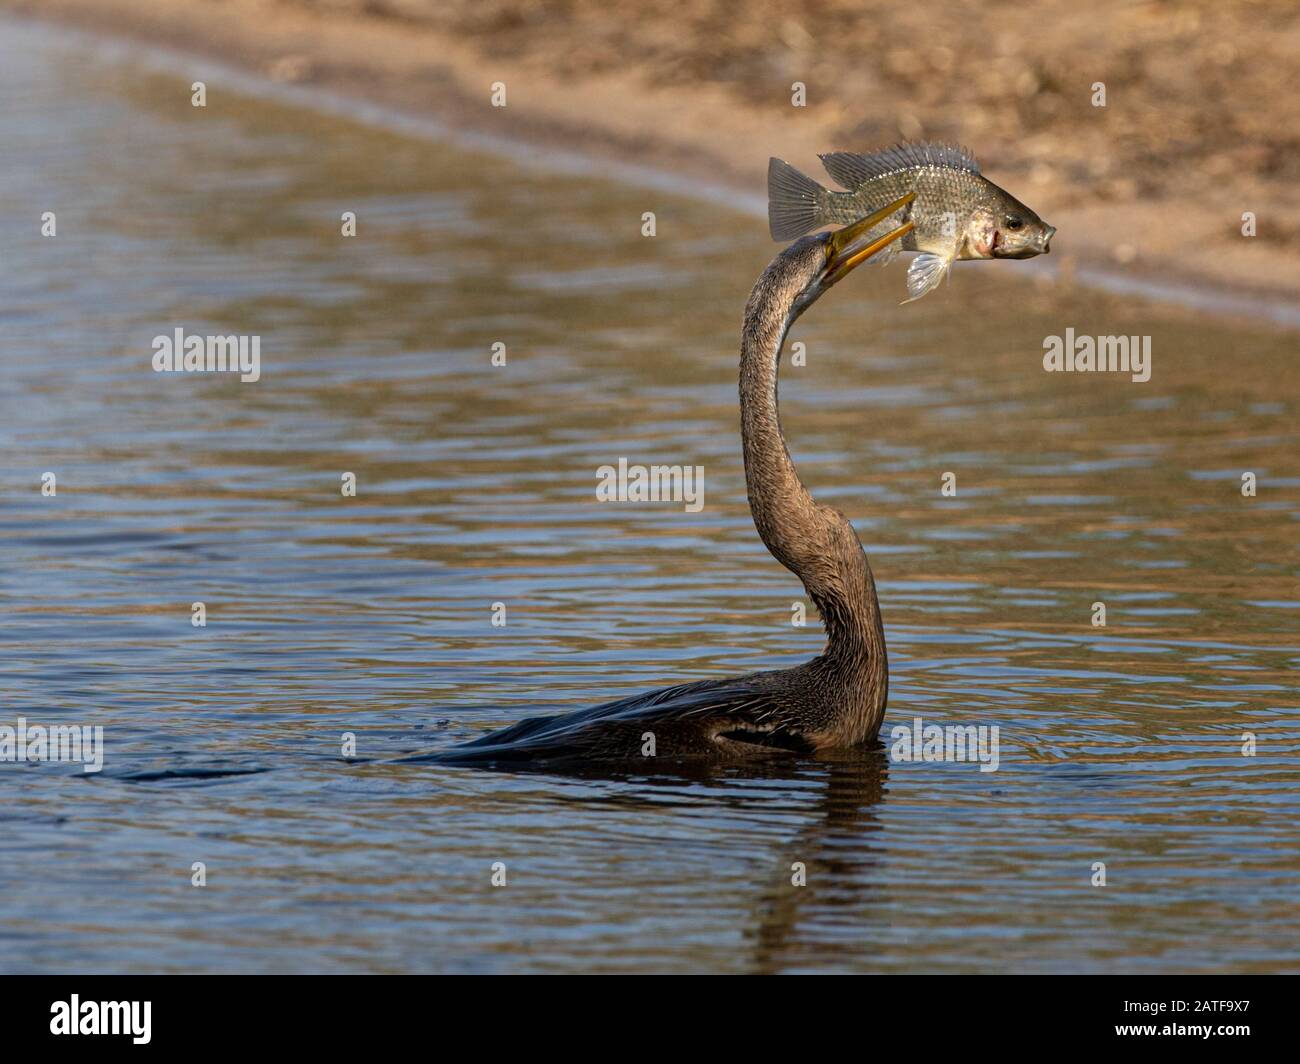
767,143 -> 1055,302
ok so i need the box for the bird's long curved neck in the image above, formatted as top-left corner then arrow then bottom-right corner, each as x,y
739,246 -> 887,688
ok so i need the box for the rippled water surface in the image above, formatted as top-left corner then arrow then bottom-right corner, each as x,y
2,18 -> 1298,973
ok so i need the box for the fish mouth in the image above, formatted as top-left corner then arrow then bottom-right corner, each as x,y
998,225 -> 1055,259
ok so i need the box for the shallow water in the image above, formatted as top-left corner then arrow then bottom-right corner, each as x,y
2,16 -> 1298,973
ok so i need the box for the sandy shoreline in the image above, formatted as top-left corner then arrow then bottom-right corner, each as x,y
10,0 -> 1300,323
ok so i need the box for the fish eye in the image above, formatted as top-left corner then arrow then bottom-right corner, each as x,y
1006,216 -> 1024,230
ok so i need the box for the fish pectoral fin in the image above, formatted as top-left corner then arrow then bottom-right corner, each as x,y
902,252 -> 952,303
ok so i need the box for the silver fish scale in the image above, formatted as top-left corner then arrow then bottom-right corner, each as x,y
820,166 -> 994,254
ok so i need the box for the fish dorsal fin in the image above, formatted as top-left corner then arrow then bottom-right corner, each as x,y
819,142 -> 981,190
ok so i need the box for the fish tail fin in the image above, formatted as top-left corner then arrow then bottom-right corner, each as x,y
767,157 -> 828,241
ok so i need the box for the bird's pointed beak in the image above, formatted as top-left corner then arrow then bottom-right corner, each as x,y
823,192 -> 916,288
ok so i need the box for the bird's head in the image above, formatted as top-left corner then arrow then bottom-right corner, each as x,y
788,193 -> 918,319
